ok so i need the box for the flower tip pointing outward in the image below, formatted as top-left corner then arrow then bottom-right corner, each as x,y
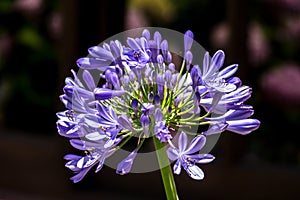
227,118 -> 261,135
184,30 -> 194,52
116,150 -> 137,175
94,88 -> 125,100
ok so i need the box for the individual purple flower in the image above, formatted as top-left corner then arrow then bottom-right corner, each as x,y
64,153 -> 100,183
116,150 -> 138,175
167,132 -> 215,180
201,50 -> 238,93
123,37 -> 151,68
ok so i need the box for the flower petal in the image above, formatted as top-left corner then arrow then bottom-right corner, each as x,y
70,139 -> 86,150
184,135 -> 206,155
154,108 -> 163,122
184,164 -> 204,180
88,46 -> 113,60
178,132 -> 188,152
85,131 -> 106,141
202,51 -> 210,75
173,160 -> 182,175
94,88 -> 125,100
70,167 -> 91,183
227,119 -> 260,135
117,115 -> 134,131
64,154 -> 82,161
116,150 -> 137,175
188,154 -> 215,164
218,64 -> 238,79
184,30 -> 194,52
203,122 -> 228,135
82,70 -> 96,91
210,50 -> 225,71
77,58 -> 111,70
167,147 -> 179,161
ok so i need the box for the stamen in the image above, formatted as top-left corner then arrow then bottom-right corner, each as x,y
134,51 -> 141,60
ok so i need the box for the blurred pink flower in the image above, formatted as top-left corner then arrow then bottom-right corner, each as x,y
260,63 -> 300,107
48,12 -> 63,40
248,22 -> 271,66
14,0 -> 44,16
210,22 -> 229,49
125,7 -> 148,30
210,22 -> 270,67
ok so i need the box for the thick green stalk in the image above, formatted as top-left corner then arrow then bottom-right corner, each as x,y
153,137 -> 179,200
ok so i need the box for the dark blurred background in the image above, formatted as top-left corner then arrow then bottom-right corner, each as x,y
0,0 -> 300,199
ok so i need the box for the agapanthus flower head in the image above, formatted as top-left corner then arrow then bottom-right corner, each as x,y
56,28 -> 260,183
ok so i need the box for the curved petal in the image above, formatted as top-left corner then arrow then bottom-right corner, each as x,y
116,150 -> 137,175
64,154 -> 82,161
184,135 -> 206,155
202,52 -> 210,75
167,147 -> 179,161
154,31 -> 162,46
184,30 -> 194,52
84,114 -> 101,128
142,29 -> 150,40
178,132 -> 188,152
88,46 -> 113,60
227,119 -> 260,135
188,154 -> 215,164
82,70 -> 96,91
205,50 -> 225,78
227,77 -> 242,87
56,120 -> 80,138
110,40 -> 122,60
77,58 -> 111,70
184,164 -> 204,180
218,64 -> 238,79
173,160 -> 182,175
225,109 -> 254,121
203,122 -> 228,136
85,131 -> 106,141
118,115 -> 134,131
127,37 -> 140,51
70,167 -> 91,183
211,50 -> 225,70
154,108 -> 163,122
94,88 -> 125,100
95,157 -> 105,173
70,139 -> 86,150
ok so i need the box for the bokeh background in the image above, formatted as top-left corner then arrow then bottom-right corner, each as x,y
0,0 -> 300,199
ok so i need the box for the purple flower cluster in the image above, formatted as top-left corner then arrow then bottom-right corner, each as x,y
56,29 -> 260,182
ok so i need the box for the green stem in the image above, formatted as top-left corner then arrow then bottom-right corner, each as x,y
153,137 -> 179,200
